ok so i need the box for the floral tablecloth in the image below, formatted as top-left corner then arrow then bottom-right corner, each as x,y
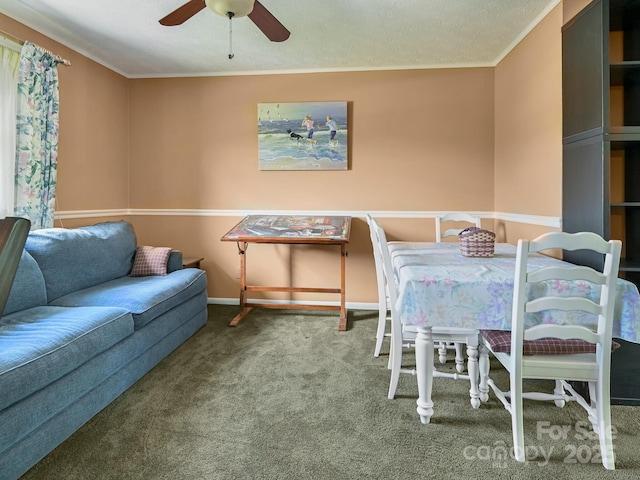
390,242 -> 640,343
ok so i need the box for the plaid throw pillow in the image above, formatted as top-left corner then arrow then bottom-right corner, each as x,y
480,329 -> 620,355
129,246 -> 171,277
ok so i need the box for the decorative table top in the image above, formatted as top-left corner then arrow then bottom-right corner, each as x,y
221,215 -> 351,244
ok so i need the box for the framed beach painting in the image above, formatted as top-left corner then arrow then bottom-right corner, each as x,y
258,101 -> 348,171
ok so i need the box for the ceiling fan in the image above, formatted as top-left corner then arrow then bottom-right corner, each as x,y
159,0 -> 290,42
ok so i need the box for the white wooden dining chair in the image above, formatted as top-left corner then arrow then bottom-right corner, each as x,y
366,213 -> 471,372
478,231 -> 621,470
434,212 -> 482,365
366,214 -> 391,358
435,212 -> 482,243
366,213 -> 468,369
368,216 -> 481,405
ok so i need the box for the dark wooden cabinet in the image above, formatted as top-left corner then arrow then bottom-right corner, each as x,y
562,0 -> 640,405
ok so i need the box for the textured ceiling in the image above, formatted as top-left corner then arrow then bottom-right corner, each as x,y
0,0 -> 559,78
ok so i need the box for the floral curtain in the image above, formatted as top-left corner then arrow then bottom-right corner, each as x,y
14,41 -> 61,230
0,45 -> 20,219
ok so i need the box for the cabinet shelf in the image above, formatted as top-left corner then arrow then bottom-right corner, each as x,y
610,62 -> 640,85
608,129 -> 640,140
610,0 -> 640,33
620,259 -> 640,272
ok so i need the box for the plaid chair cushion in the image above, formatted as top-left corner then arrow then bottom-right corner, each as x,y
129,246 -> 171,277
481,329 -> 620,355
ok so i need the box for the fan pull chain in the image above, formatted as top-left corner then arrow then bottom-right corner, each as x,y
227,12 -> 234,59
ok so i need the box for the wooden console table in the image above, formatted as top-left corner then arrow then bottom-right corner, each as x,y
182,256 -> 204,269
221,215 -> 351,331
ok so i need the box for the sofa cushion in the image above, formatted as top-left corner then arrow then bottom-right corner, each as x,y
25,221 -> 137,302
0,306 -> 133,411
2,250 -> 47,316
49,269 -> 207,329
130,246 -> 172,277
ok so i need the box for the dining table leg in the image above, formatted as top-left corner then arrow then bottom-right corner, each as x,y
415,326 -> 434,424
466,342 -> 481,409
478,343 -> 490,402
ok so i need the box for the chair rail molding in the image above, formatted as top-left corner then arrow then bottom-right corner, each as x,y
54,209 -> 561,227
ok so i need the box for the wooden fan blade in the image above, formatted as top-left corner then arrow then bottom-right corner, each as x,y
159,0 -> 206,26
248,1 -> 290,42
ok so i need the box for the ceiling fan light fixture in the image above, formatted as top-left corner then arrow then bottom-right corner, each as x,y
205,0 -> 255,18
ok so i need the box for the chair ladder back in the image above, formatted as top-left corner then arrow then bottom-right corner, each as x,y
435,212 -> 481,243
370,219 -> 408,390
366,215 -> 388,305
371,219 -> 399,313
526,296 -> 604,317
509,239 -> 531,362
519,233 -> 621,345
367,214 -> 394,358
529,231 -> 612,255
527,265 -> 606,285
523,323 -> 600,344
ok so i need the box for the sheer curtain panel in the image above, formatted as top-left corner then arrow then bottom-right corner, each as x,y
0,45 -> 19,218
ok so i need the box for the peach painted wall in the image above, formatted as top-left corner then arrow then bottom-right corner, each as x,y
563,0 -> 593,23
493,3 -> 563,243
1,2 -> 569,305
127,69 -> 495,302
128,70 -> 494,212
490,0 -> 591,245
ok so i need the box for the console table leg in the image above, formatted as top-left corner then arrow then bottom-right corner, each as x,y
338,244 -> 348,331
229,306 -> 255,327
230,242 -> 250,327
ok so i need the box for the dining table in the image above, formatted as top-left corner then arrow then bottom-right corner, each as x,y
389,241 -> 640,424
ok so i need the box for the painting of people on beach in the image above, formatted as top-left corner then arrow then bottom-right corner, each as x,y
258,102 -> 348,171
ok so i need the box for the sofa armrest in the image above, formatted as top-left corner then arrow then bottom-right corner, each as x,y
167,250 -> 183,273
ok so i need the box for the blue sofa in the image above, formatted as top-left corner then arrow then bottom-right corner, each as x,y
0,221 -> 208,480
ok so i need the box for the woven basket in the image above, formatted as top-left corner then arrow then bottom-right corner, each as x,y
458,227 -> 495,257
